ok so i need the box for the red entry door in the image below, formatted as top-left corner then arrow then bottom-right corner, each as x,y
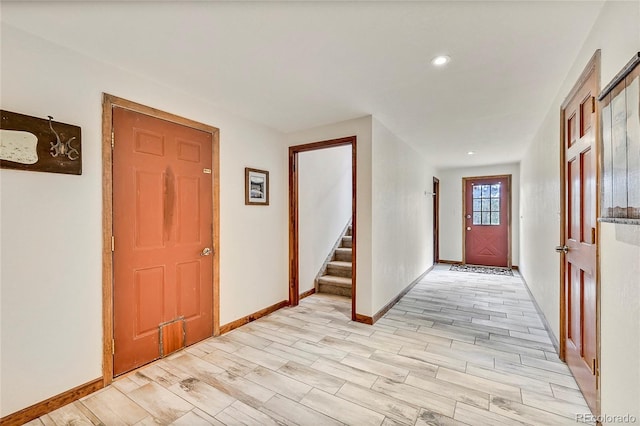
464,176 -> 510,267
561,60 -> 598,413
113,107 -> 213,375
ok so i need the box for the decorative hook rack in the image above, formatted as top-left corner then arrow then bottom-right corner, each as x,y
1,109 -> 82,175
48,115 -> 79,161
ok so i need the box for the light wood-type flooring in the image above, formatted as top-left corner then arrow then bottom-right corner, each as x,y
27,264 -> 593,425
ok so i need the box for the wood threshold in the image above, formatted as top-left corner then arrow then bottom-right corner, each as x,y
101,93 -> 221,387
219,300 -> 290,334
289,136 -> 357,320
299,288 -> 316,300
0,378 -> 103,426
438,259 -> 463,265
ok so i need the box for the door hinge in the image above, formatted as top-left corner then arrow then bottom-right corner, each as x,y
111,130 -> 115,149
111,235 -> 115,252
591,96 -> 596,113
112,339 -> 115,355
591,227 -> 596,244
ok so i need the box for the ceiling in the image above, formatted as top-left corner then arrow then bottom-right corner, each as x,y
1,1 -> 605,168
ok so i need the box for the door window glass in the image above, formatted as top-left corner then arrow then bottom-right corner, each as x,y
472,183 -> 500,225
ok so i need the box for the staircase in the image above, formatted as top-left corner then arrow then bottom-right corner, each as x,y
317,224 -> 352,297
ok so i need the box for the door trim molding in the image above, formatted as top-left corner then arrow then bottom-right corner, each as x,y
558,50 -> 601,415
461,174 -> 512,268
101,93 -> 220,385
433,177 -> 440,264
288,136 -> 357,320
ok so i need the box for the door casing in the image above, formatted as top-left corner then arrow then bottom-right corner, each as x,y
289,136 -> 357,320
461,174 -> 512,268
433,177 -> 440,264
101,94 -> 220,385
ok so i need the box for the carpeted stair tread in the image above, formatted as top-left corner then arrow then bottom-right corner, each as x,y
317,275 -> 352,287
327,261 -> 352,268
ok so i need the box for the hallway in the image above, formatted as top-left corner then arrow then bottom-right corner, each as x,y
27,265 -> 590,426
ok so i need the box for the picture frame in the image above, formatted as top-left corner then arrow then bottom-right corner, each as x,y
598,52 -> 640,222
245,167 -> 269,205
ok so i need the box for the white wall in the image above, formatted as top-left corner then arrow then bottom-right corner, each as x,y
438,163 -> 520,265
519,1 -> 640,421
600,224 -> 640,422
287,116 -> 374,316
371,118 -> 435,312
298,146 -> 352,294
0,24 -> 289,416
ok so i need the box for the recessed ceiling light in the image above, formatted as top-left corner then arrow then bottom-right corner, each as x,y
467,151 -> 475,155
431,55 -> 451,66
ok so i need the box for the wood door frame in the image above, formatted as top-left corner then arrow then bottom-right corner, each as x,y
559,50 -> 601,414
289,136 -> 357,320
461,174 -> 512,268
101,94 -> 220,385
433,177 -> 440,263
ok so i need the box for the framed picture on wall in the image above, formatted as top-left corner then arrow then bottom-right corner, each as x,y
245,167 -> 269,205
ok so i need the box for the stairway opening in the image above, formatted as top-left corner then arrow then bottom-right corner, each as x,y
289,136 -> 357,319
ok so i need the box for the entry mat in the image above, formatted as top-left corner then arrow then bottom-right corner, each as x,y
450,264 -> 514,276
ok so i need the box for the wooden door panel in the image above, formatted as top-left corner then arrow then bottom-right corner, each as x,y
176,176 -> 201,244
583,271 -> 597,368
582,148 -> 595,244
177,261 -> 201,319
135,266 -> 165,336
568,157 -> 580,242
562,58 -> 598,414
135,170 -> 165,248
113,107 -> 213,375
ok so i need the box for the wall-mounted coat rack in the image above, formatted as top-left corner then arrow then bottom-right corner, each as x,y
0,109 -> 82,175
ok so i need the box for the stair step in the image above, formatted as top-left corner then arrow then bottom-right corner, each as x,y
318,275 -> 352,287
334,247 -> 352,262
341,235 -> 352,248
318,275 -> 352,297
327,261 -> 352,278
346,225 -> 352,237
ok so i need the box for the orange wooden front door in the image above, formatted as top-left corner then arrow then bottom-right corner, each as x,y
561,60 -> 598,413
113,107 -> 213,375
464,176 -> 510,267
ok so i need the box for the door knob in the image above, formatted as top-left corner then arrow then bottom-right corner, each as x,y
200,247 -> 212,256
555,245 -> 569,253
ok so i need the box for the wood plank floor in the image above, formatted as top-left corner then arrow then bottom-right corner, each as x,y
27,265 -> 593,425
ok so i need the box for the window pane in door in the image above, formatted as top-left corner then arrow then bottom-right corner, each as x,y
491,212 -> 500,225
